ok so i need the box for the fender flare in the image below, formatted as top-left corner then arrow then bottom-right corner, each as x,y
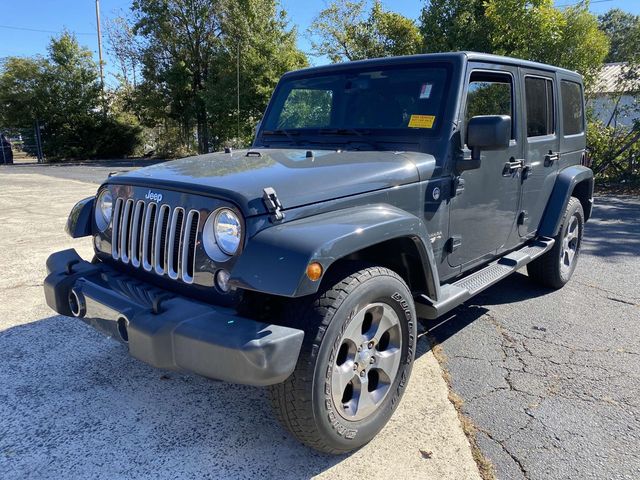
230,204 -> 440,299
538,165 -> 594,237
66,196 -> 94,238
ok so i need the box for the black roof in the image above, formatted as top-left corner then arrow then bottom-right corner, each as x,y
284,51 -> 582,80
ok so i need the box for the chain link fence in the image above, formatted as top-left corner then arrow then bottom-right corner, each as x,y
1,121 -> 44,164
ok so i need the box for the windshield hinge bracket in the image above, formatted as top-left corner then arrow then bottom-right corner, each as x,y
263,187 -> 285,222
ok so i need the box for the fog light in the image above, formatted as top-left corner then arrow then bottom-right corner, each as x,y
306,262 -> 323,281
216,269 -> 231,292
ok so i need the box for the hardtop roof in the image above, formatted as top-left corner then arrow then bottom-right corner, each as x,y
283,52 -> 582,82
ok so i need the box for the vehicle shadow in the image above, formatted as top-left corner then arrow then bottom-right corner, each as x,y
0,316 -> 346,479
582,195 -> 640,258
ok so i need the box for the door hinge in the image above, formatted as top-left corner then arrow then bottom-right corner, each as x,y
452,177 -> 465,196
446,235 -> 462,253
262,187 -> 285,222
517,210 -> 529,225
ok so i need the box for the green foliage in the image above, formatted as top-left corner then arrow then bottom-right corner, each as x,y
420,0 -> 488,53
128,0 -> 306,154
587,120 -> 639,184
0,33 -> 141,160
598,9 -> 640,63
206,0 -> 307,147
309,0 -> 422,63
465,82 -> 512,122
420,0 -> 608,87
277,89 -> 333,129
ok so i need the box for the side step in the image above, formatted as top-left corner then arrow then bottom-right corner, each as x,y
415,237 -> 555,320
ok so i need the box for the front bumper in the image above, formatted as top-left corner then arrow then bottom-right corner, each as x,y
43,249 -> 304,386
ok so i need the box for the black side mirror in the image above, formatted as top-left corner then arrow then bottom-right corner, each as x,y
458,115 -> 511,172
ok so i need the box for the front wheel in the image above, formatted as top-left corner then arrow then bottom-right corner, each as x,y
527,196 -> 584,289
269,265 -> 417,454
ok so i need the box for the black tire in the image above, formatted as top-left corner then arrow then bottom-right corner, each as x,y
269,265 -> 417,454
527,196 -> 584,289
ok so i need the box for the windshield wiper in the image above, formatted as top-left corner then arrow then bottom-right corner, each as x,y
318,128 -> 371,137
262,129 -> 300,140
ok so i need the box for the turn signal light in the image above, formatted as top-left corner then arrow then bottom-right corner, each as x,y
306,262 -> 323,281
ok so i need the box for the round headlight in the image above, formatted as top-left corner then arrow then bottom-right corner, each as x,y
214,208 -> 242,255
95,190 -> 113,231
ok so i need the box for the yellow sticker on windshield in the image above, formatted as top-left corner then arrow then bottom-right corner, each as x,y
408,114 -> 436,129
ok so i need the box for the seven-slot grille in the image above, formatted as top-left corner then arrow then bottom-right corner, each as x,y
111,197 -> 200,283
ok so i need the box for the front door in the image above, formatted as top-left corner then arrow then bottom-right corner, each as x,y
448,65 -> 523,268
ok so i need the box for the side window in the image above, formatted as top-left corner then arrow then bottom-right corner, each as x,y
561,80 -> 584,135
525,77 -> 555,137
465,72 -> 514,139
277,88 -> 333,129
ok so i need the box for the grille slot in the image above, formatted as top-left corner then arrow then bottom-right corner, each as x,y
181,210 -> 200,283
142,202 -> 157,271
111,198 -> 124,260
120,199 -> 134,264
112,197 -> 197,284
130,201 -> 145,267
167,208 -> 184,280
154,205 -> 171,275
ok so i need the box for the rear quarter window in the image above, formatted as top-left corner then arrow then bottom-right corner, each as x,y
561,80 -> 584,136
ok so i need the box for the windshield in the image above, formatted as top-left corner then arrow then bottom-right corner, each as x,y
260,64 -> 451,147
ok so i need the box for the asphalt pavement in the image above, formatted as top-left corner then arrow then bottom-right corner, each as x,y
0,170 -> 480,480
426,195 -> 640,479
1,160 -> 639,480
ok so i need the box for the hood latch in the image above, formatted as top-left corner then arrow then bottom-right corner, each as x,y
263,187 -> 285,222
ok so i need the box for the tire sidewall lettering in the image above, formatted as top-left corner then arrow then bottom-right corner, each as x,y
322,283 -> 415,442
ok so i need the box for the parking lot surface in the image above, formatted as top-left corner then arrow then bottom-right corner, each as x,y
0,171 -> 480,479
427,195 -> 640,479
2,162 -> 638,480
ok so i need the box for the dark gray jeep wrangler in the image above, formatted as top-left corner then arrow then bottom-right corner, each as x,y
44,52 -> 593,453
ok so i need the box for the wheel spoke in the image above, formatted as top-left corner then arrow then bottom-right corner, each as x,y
353,376 -> 377,418
369,304 -> 400,345
374,347 -> 402,379
341,308 -> 369,345
332,362 -> 356,399
566,247 -> 575,265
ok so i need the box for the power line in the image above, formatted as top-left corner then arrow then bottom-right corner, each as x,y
0,24 -> 96,36
556,0 -> 615,8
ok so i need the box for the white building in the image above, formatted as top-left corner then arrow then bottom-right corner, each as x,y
589,62 -> 639,128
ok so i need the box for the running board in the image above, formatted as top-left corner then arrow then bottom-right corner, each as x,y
415,238 -> 555,320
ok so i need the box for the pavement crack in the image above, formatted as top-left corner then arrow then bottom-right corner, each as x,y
605,296 -> 638,307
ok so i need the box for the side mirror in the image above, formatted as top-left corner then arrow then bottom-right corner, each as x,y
458,115 -> 511,172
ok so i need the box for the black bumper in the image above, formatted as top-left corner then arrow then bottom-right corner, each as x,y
44,249 -> 304,386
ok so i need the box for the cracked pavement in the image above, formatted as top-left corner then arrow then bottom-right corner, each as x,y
426,195 -> 640,480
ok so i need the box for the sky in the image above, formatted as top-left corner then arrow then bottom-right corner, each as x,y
0,0 -> 638,82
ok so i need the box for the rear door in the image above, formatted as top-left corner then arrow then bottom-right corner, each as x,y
557,75 -> 587,167
519,69 -> 560,236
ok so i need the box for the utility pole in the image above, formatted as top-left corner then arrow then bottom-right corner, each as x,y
237,43 -> 240,143
95,0 -> 105,98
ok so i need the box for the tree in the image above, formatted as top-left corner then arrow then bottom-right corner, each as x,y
419,0 -> 609,87
0,33 -> 141,160
131,0 -> 223,154
129,0 -> 306,154
598,9 -> 640,63
420,0 -> 488,53
309,0 -> 422,63
206,0 -> 307,146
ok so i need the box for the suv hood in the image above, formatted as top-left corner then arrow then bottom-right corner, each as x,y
110,148 -> 434,216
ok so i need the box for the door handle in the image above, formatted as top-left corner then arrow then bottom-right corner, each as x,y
545,151 -> 560,166
502,158 -> 524,176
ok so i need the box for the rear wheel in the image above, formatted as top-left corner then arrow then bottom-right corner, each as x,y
527,196 -> 584,289
269,265 -> 417,454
